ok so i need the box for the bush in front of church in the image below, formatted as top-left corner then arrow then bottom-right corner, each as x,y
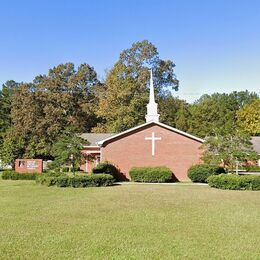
92,162 -> 120,180
36,174 -> 114,187
129,166 -> 173,183
207,174 -> 260,190
188,164 -> 226,183
2,170 -> 40,180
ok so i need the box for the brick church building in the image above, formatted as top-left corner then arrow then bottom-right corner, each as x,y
80,71 -> 204,181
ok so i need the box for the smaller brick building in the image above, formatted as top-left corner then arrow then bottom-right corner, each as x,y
80,71 -> 204,181
15,159 -> 43,173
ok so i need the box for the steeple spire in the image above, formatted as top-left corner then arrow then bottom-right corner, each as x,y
145,70 -> 160,122
149,69 -> 155,103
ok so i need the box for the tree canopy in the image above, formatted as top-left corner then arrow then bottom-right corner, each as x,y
202,133 -> 259,171
51,128 -> 88,173
9,63 -> 101,158
188,91 -> 258,138
236,98 -> 260,136
0,80 -> 19,136
94,40 -> 179,132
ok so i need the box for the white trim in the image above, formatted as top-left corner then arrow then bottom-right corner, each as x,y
97,121 -> 204,146
86,150 -> 101,154
83,145 -> 100,148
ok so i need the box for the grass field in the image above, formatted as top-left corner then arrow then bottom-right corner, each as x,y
0,180 -> 259,259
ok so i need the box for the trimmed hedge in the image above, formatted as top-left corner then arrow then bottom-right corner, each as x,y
92,162 -> 119,180
2,170 -> 40,180
207,174 -> 260,191
36,174 -> 114,188
129,166 -> 173,183
188,164 -> 226,183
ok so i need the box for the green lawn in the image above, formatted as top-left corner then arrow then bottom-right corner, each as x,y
0,180 -> 259,259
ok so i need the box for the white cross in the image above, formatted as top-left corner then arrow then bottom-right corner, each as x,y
145,132 -> 162,156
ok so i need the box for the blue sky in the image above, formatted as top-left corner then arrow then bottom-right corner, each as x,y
0,0 -> 259,102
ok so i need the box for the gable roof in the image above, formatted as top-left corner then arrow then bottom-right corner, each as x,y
251,136 -> 260,154
97,121 -> 204,146
80,133 -> 115,146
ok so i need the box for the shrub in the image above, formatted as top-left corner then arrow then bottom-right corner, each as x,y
44,171 -> 66,177
55,176 -> 71,187
2,170 -> 40,180
60,167 -> 70,173
36,174 -> 114,188
188,164 -> 226,183
129,166 -> 173,183
47,170 -> 86,176
207,174 -> 260,191
245,165 -> 260,172
92,162 -> 119,180
69,174 -> 114,187
36,175 -> 58,186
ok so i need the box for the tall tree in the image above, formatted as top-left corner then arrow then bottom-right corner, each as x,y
10,63 -> 100,158
189,91 -> 258,138
202,133 -> 259,171
236,98 -> 260,136
0,80 -> 19,135
94,40 -> 179,132
0,128 -> 25,168
51,127 -> 88,174
158,94 -> 189,129
175,103 -> 191,132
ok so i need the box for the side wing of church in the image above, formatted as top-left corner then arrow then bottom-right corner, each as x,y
81,71 -> 204,181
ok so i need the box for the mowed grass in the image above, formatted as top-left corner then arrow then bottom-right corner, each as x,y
0,180 -> 259,259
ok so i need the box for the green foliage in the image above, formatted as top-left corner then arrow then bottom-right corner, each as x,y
0,128 -> 25,167
244,165 -> 260,172
92,162 -> 119,180
69,175 -> 114,187
10,63 -> 100,158
202,134 -> 259,171
0,81 -> 19,136
51,127 -> 88,173
94,40 -> 179,132
175,102 -> 191,132
2,170 -> 40,180
129,166 -> 173,183
36,174 -> 114,187
189,91 -> 258,138
43,170 -> 66,177
237,98 -> 260,136
158,95 -> 189,129
207,174 -> 260,190
188,164 -> 226,183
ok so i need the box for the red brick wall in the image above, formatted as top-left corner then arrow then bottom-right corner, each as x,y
15,159 -> 43,173
101,124 -> 203,181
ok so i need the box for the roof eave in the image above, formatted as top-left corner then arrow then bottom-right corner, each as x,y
97,121 -> 204,146
83,145 -> 100,148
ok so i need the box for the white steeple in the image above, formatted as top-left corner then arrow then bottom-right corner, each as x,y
145,70 -> 160,122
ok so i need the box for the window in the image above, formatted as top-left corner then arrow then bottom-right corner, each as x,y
19,161 -> 26,168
